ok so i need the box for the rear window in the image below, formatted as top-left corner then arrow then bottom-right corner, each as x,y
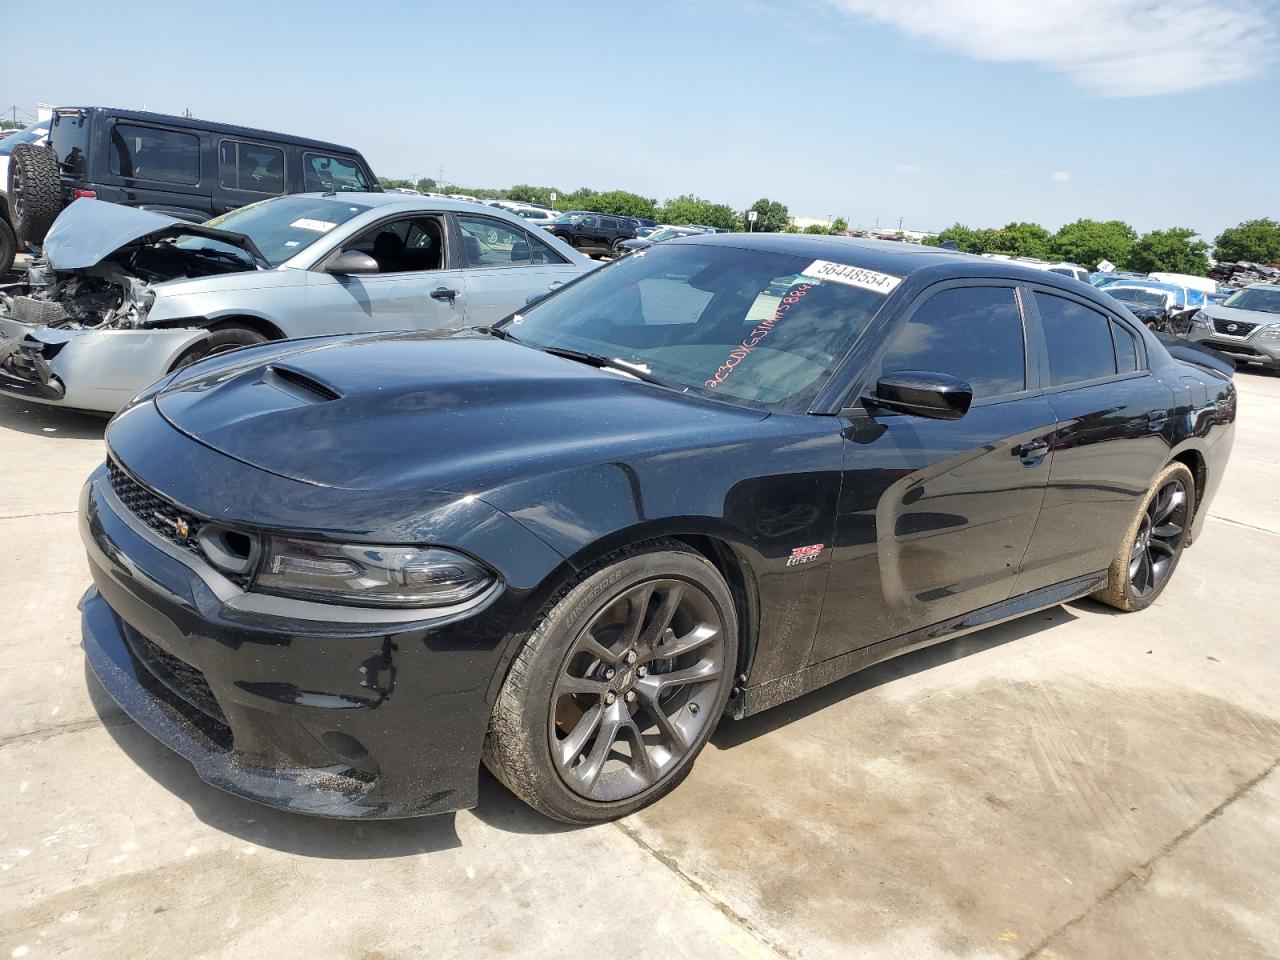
303,153 -> 370,192
109,124 -> 201,185
1036,293 -> 1118,386
50,110 -> 91,178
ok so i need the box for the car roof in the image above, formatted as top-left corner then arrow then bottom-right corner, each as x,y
289,192 -> 534,213
55,106 -> 362,154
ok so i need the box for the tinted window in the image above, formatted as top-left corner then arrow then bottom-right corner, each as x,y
1112,320 -> 1138,372
49,111 -> 89,177
879,286 -> 1025,399
458,215 -> 537,267
303,153 -> 370,192
109,124 -> 200,184
1036,293 -> 1117,385
506,245 -> 894,412
218,140 -> 285,194
344,216 -> 444,273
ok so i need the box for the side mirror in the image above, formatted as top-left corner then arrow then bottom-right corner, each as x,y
323,250 -> 379,275
871,371 -> 972,420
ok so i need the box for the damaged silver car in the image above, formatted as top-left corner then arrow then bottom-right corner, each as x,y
0,193 -> 590,412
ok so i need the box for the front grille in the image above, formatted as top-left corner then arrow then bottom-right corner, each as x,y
1213,318 -> 1259,337
1202,340 -> 1262,357
119,621 -> 229,733
107,459 -> 203,555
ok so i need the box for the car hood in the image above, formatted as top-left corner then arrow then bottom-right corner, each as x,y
43,198 -> 267,272
153,330 -> 766,493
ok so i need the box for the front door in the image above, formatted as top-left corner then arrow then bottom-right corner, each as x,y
304,214 -> 467,335
809,282 -> 1056,664
452,213 -> 581,325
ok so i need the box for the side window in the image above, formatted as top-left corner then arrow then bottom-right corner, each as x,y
578,215 -> 599,229
109,124 -> 200,184
218,140 -> 285,194
527,230 -> 564,264
879,286 -> 1026,399
303,153 -> 371,192
343,217 -> 444,273
1111,320 -> 1138,372
458,215 -> 538,267
1035,293 -> 1118,386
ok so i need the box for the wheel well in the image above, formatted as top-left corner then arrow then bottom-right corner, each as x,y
669,534 -> 758,692
208,315 -> 286,341
1170,449 -> 1207,516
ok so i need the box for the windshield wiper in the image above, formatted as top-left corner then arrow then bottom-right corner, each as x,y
537,345 -> 674,387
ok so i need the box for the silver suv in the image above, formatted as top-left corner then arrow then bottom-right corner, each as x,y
1184,284 -> 1280,371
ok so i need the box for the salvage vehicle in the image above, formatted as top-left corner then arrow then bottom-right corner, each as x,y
1183,283 -> 1280,371
78,234 -> 1235,824
1100,284 -> 1180,331
0,120 -> 50,275
618,225 -> 707,255
4,106 -> 378,256
0,194 -> 590,412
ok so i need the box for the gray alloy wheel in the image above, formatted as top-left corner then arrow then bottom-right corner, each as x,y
1094,460 -> 1195,612
483,541 -> 738,824
1128,475 -> 1189,599
549,578 -> 726,802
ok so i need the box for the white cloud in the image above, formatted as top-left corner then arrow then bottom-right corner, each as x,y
824,0 -> 1280,96
895,163 -> 920,174
1051,171 -> 1071,182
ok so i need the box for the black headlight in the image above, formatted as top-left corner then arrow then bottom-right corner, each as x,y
253,536 -> 496,608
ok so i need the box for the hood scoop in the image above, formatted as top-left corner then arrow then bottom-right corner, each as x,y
264,363 -> 343,402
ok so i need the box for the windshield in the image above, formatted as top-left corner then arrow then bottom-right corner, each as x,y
1109,288 -> 1166,308
1222,286 -> 1280,315
0,123 -> 49,157
646,228 -> 690,243
190,196 -> 371,266
502,244 -> 894,411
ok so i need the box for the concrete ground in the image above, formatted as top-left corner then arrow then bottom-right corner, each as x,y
1,370 -> 1277,960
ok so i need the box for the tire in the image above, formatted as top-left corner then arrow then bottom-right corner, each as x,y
8,144 -> 62,246
0,216 -> 15,277
484,540 -> 739,824
169,324 -> 269,371
1093,461 -> 1196,612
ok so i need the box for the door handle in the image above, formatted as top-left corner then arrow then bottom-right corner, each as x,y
1147,409 -> 1169,430
1014,439 -> 1050,466
430,287 -> 459,303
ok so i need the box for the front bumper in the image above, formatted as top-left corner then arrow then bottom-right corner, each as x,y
0,316 -> 206,412
79,465 -> 501,818
1185,325 -> 1280,367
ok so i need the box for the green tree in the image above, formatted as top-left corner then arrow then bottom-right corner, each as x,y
1125,227 -> 1210,275
746,198 -> 789,232
658,195 -> 740,231
803,223 -> 828,234
830,217 -> 849,234
926,223 -> 998,254
416,177 -> 437,193
378,176 -> 415,190
1050,219 -> 1137,269
1213,218 -> 1280,264
990,221 -> 1052,259
574,190 -> 658,220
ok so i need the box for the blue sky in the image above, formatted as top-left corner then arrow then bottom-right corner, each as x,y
4,0 -> 1278,240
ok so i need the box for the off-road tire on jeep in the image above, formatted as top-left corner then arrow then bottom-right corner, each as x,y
169,324 -> 269,371
0,216 -> 16,277
1093,461 -> 1195,612
8,144 -> 62,246
484,540 -> 739,824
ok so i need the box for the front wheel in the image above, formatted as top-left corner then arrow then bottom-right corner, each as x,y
1093,461 -> 1195,611
484,541 -> 738,824
169,324 -> 269,372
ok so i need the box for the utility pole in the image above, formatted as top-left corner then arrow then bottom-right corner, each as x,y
898,216 -> 904,232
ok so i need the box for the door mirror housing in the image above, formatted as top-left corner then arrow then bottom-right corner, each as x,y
870,371 -> 973,420
323,250 -> 380,275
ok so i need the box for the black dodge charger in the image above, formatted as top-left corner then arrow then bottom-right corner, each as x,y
79,234 -> 1236,824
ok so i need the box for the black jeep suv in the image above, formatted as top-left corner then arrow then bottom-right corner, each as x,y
540,211 -> 637,258
4,106 -> 378,266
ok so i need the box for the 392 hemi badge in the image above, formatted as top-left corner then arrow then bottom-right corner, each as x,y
786,543 -> 825,567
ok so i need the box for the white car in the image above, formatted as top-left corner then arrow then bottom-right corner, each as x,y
1149,272 -> 1217,295
0,193 -> 592,412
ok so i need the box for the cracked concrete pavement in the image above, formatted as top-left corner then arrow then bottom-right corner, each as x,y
1,371 -> 1277,959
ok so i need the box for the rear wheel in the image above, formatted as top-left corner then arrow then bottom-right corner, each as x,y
1093,461 -> 1195,612
8,144 -> 62,246
169,324 -> 269,372
0,217 -> 15,276
484,541 -> 738,824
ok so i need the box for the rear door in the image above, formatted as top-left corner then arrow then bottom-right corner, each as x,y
1012,288 -> 1176,592
214,138 -> 287,215
303,213 -> 467,334
452,213 -> 580,325
810,281 -> 1057,663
